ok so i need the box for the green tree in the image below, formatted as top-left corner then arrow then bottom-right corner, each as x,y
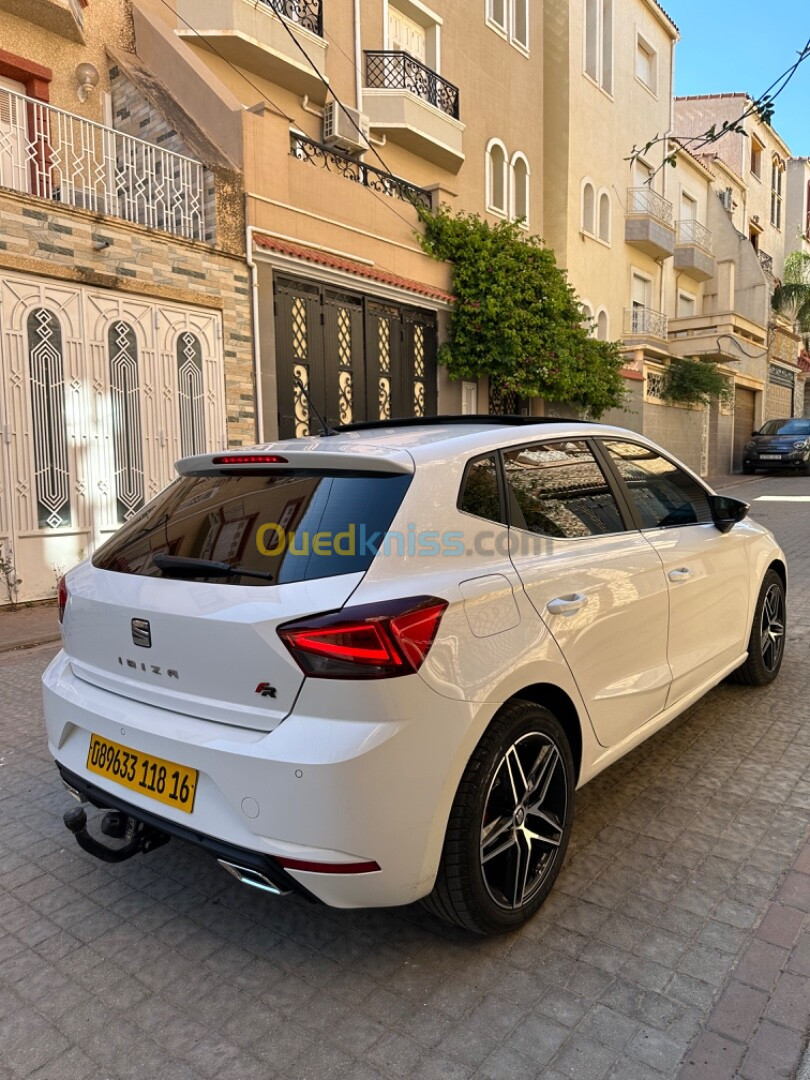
416,206 -> 627,418
773,250 -> 810,349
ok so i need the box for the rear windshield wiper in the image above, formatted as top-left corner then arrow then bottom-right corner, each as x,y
152,553 -> 274,582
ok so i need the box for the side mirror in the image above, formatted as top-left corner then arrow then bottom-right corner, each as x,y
751,430 -> 759,437
709,494 -> 749,534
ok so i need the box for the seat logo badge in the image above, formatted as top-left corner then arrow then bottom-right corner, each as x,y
255,682 -> 278,699
131,618 -> 152,648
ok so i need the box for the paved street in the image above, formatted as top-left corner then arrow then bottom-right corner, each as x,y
0,471 -> 808,1080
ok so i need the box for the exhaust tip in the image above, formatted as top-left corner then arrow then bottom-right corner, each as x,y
62,780 -> 86,803
217,859 -> 289,896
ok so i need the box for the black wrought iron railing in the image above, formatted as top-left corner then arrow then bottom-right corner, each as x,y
365,51 -> 460,119
290,132 -> 433,209
259,0 -> 323,36
758,249 -> 774,275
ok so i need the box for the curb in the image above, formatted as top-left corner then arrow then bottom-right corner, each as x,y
0,634 -> 62,655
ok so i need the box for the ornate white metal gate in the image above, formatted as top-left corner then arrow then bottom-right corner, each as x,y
0,273 -> 226,602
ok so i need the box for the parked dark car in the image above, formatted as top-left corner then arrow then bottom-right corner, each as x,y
743,418 -> 810,474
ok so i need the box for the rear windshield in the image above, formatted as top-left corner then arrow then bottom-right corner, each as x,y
92,470 -> 411,586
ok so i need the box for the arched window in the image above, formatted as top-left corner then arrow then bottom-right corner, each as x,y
487,139 -> 508,215
771,154 -> 785,229
598,190 -> 611,242
582,180 -> 595,233
511,151 -> 530,225
581,301 -> 594,334
27,308 -> 71,528
108,320 -> 144,523
177,331 -> 206,456
596,309 -> 609,340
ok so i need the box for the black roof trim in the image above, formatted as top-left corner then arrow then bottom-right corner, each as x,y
338,414 -> 594,433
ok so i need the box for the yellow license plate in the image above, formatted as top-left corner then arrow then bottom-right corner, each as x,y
86,734 -> 198,814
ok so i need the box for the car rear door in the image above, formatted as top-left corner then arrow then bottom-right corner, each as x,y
502,438 -> 672,748
596,438 -> 751,705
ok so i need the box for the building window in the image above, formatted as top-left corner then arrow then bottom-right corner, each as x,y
511,0 -> 529,50
677,291 -> 696,318
596,309 -> 609,340
177,331 -> 206,457
582,180 -> 596,233
771,154 -> 784,229
487,138 -> 508,215
487,0 -> 528,51
511,151 -> 530,224
584,0 -> 613,92
108,321 -> 145,524
487,0 -> 507,33
635,34 -> 657,93
598,190 -> 610,242
750,135 -> 764,180
581,301 -> 594,333
28,308 -> 71,529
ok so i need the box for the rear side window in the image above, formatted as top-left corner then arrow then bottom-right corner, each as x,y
92,471 -> 411,585
459,455 -> 502,523
502,440 -> 624,538
602,441 -> 713,528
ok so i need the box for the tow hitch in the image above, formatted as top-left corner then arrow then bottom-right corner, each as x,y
63,806 -> 170,864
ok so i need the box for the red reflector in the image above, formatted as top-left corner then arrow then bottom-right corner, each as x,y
275,856 -> 381,875
57,576 -> 68,624
278,596 -> 448,679
211,454 -> 288,465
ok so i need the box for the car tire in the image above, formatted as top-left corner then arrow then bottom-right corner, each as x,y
422,700 -> 574,935
801,459 -> 810,476
728,568 -> 786,687
742,464 -> 755,475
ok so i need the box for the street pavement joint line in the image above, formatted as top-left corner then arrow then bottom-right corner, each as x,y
752,495 -> 810,502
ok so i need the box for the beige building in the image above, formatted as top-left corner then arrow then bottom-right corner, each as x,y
786,157 -> 810,258
0,0 -> 253,603
134,0 -> 542,434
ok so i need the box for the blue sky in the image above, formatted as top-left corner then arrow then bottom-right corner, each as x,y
665,1 -> 810,156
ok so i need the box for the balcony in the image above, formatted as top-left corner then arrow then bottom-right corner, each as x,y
758,249 -> 774,276
624,305 -> 669,346
625,187 -> 675,259
176,0 -> 328,102
668,312 -> 767,362
290,132 -> 432,209
0,0 -> 85,42
0,88 -> 206,240
674,219 -> 715,282
363,51 -> 464,171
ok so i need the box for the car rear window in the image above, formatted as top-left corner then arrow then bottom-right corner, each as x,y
91,470 -> 411,585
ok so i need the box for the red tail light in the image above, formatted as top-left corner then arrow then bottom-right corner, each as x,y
278,596 -> 448,679
57,576 -> 68,624
212,454 -> 288,465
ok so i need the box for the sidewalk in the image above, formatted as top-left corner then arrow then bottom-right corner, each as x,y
0,600 -> 61,653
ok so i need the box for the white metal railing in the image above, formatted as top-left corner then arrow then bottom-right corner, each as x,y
626,186 -> 673,226
624,305 -> 668,339
676,218 -> 713,254
0,87 -> 205,241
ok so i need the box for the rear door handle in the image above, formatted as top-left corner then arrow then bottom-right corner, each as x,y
546,593 -> 587,616
668,568 -> 692,582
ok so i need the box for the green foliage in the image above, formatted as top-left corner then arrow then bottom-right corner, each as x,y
773,251 -> 810,347
415,206 -> 627,417
660,359 -> 732,407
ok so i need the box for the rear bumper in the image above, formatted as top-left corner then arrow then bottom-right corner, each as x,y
43,650 -> 483,908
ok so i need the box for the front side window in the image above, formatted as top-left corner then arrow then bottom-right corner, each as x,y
503,440 -> 624,538
459,455 -> 502,523
603,441 -> 713,529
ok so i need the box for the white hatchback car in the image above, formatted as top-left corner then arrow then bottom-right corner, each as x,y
44,418 -> 786,934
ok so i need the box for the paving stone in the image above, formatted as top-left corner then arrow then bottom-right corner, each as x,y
733,938 -> 790,991
762,970 -> 810,1032
678,1030 -> 745,1080
754,903 -> 806,948
707,981 -> 768,1042
738,1019 -> 804,1080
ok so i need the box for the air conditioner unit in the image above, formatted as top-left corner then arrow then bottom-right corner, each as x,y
322,101 -> 370,154
718,187 -> 734,211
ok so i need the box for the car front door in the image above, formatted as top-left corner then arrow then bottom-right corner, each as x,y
502,438 -> 672,748
598,439 -> 751,705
